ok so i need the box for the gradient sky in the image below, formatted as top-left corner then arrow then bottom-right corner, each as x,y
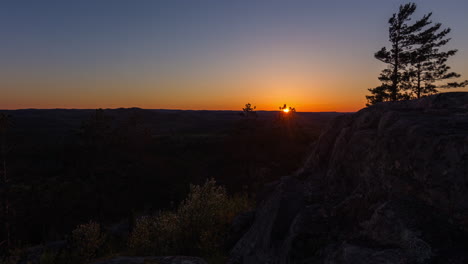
1,0 -> 467,111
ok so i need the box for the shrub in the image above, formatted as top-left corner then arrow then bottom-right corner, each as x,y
127,212 -> 179,255
128,179 -> 251,258
70,221 -> 105,263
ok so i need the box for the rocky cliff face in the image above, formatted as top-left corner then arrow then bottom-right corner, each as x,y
229,92 -> 468,264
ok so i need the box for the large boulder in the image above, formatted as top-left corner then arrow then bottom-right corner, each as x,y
229,92 -> 468,263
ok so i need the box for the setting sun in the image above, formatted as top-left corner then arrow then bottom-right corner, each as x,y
283,108 -> 290,113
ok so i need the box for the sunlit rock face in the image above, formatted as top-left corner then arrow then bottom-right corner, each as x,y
229,92 -> 468,264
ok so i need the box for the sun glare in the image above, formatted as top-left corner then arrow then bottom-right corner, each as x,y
283,108 -> 290,113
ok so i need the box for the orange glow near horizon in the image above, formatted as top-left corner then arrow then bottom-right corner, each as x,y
1,61 -> 466,112
1,1 -> 468,113
0,75 -> 371,112
282,108 -> 290,113
1,29 -> 466,113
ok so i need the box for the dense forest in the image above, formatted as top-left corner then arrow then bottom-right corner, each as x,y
0,108 -> 341,262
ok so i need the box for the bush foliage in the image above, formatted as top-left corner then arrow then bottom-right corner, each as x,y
128,179 -> 251,258
70,221 -> 105,263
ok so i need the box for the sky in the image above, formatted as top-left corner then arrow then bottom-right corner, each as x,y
1,0 -> 467,112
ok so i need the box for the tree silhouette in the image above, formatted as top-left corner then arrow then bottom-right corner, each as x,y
279,104 -> 296,114
0,113 -> 13,252
367,3 -> 422,104
366,3 -> 466,105
81,108 -> 112,153
241,103 -> 257,118
403,16 -> 467,98
80,109 -> 113,221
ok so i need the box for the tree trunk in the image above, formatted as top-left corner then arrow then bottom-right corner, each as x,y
417,65 -> 421,99
391,35 -> 400,101
392,63 -> 398,101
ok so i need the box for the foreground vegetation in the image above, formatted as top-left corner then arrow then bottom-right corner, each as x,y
1,179 -> 249,264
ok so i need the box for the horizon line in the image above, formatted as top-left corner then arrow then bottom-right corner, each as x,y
0,107 -> 354,113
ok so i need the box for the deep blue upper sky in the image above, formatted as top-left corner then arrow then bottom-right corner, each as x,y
1,0 -> 467,110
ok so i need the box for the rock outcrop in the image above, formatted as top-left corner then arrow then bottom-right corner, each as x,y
229,92 -> 468,264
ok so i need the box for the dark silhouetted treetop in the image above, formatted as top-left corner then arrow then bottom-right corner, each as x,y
279,104 -> 296,113
242,103 -> 257,118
